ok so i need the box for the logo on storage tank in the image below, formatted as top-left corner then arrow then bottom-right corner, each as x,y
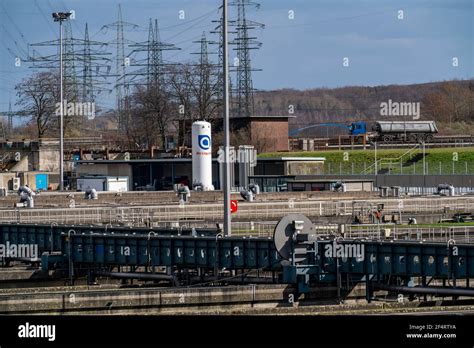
198,135 -> 211,150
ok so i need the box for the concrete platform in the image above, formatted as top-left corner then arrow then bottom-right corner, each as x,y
0,190 -> 379,209
0,282 -> 472,315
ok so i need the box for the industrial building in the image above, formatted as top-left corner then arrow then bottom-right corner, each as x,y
286,178 -> 374,192
0,140 -> 61,191
215,115 -> 292,152
74,156 -> 326,191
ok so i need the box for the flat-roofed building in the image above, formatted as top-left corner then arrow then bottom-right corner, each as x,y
75,156 -> 326,191
287,178 -> 374,192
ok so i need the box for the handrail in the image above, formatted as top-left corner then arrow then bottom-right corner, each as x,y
362,144 -> 420,174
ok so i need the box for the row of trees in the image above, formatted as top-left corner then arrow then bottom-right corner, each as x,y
423,82 -> 474,126
14,61 -> 224,148
14,69 -> 474,144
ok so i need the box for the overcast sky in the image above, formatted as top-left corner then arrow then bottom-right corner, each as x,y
0,0 -> 472,112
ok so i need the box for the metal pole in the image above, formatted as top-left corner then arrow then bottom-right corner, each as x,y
422,142 -> 426,175
422,142 -> 425,195
59,20 -> 64,191
374,142 -> 377,175
222,0 -> 231,236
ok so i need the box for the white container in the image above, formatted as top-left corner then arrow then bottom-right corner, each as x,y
106,177 -> 129,192
192,121 -> 214,191
77,176 -> 129,192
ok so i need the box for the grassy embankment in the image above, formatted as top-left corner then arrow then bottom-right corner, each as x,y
259,147 -> 474,175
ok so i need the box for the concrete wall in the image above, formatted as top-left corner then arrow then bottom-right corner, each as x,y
288,181 -> 373,192
295,174 -> 474,190
285,161 -> 324,175
36,148 -> 60,172
0,173 -> 17,190
10,155 -> 29,172
0,140 -> 60,172
0,142 -> 60,190
76,163 -> 132,177
0,190 -> 379,209
0,172 -> 59,191
19,172 -> 59,190
345,181 -> 373,192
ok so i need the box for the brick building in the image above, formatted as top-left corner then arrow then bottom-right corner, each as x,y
211,115 -> 290,153
176,115 -> 291,153
234,115 -> 290,153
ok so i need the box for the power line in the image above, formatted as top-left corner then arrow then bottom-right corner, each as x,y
266,8 -> 403,30
163,9 -> 219,43
0,2 -> 30,46
33,0 -> 59,39
0,41 -> 20,59
159,7 -> 220,32
0,23 -> 28,58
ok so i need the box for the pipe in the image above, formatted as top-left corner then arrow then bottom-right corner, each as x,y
50,222 -> 58,253
374,283 -> 474,297
189,276 -> 274,284
67,229 -> 75,286
95,271 -> 175,282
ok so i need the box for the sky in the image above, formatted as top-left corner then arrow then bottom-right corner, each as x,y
0,0 -> 473,114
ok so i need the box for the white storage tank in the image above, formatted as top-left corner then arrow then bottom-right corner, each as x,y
192,121 -> 214,191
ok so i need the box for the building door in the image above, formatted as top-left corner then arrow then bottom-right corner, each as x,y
36,173 -> 48,190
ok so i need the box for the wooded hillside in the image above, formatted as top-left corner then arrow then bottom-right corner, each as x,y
254,80 -> 474,137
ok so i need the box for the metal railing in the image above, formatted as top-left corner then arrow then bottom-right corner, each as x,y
0,196 -> 472,225
343,224 -> 474,243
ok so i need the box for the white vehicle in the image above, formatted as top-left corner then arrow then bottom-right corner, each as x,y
373,121 -> 438,142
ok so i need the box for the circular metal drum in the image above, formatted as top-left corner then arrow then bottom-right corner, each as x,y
273,214 -> 314,261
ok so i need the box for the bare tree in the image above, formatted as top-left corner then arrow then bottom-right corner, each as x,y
168,64 -> 194,115
168,64 -> 196,148
129,84 -> 173,149
15,70 -> 88,139
15,71 -> 59,139
191,61 -> 221,121
167,62 -> 221,148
